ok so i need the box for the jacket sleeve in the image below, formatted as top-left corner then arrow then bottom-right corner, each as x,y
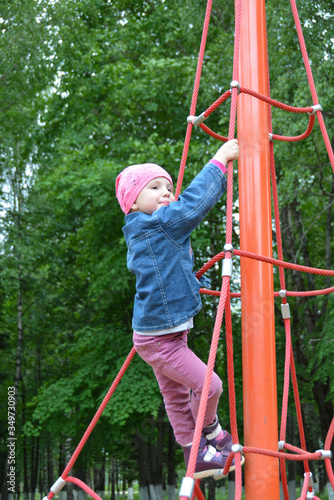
155,162 -> 227,244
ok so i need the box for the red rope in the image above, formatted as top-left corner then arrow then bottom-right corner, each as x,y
280,318 -> 292,445
196,249 -> 334,277
203,89 -> 232,117
290,347 -> 310,471
186,1 -> 334,497
183,278 -> 230,482
65,477 -> 103,500
289,0 -> 334,173
263,9 -> 334,489
45,347 -> 136,499
325,418 -> 334,487
200,285 -> 334,298
175,0 -> 213,200
241,447 -> 322,461
62,347 -> 136,477
225,294 -> 243,498
236,249 -> 334,276
194,482 -> 206,500
181,2 -> 243,490
192,86 -> 318,144
271,114 -> 315,142
185,1 -> 334,496
198,123 -> 228,142
300,472 -> 311,500
239,87 -> 313,113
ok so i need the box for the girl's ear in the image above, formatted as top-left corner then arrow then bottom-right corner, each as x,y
130,201 -> 138,212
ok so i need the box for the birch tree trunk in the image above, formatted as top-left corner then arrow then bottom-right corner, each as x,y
1,180 -> 25,500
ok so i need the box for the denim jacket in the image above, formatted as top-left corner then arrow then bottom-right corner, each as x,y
122,162 -> 227,332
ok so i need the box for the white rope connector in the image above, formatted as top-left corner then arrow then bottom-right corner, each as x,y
50,477 -> 67,494
278,440 -> 285,450
281,303 -> 291,319
213,470 -> 227,480
222,244 -> 234,277
230,80 -> 241,94
222,259 -> 233,277
305,472 -> 314,487
193,112 -> 207,125
213,443 -> 243,480
279,289 -> 287,298
305,473 -> 314,499
231,444 -> 244,454
269,133 -> 274,142
187,113 -> 207,126
224,243 -> 234,256
179,477 -> 195,499
316,449 -> 332,459
308,104 -> 322,116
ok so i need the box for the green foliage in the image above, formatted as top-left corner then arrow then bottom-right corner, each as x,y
1,0 -> 333,494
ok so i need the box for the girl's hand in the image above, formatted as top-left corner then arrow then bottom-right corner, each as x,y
213,139 -> 239,166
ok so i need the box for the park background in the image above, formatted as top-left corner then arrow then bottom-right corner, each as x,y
0,0 -> 333,499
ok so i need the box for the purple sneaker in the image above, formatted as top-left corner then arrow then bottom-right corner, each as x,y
183,437 -> 233,479
202,418 -> 245,479
203,418 -> 233,451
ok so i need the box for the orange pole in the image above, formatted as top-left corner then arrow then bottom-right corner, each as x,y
237,1 -> 280,499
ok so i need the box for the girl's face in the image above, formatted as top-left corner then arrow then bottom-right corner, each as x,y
131,176 -> 175,215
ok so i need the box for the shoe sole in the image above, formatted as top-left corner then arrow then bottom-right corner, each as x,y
193,456 -> 245,480
213,456 -> 246,480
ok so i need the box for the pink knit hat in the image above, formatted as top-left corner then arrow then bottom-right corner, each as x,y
115,163 -> 173,214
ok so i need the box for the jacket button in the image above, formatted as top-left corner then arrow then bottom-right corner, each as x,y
158,342 -> 161,346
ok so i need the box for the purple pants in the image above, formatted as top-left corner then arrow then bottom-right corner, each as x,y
133,329 -> 223,446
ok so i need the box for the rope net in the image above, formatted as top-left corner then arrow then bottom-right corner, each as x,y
43,2 -> 333,500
